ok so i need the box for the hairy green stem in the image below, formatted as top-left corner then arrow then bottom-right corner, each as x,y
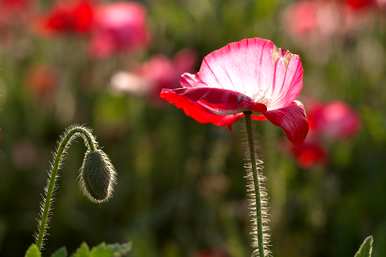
35,126 -> 98,250
244,113 -> 265,257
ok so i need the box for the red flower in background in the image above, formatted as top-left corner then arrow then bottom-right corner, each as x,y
90,2 -> 150,58
39,0 -> 94,35
292,141 -> 327,168
1,0 -> 31,10
345,0 -> 376,10
0,0 -> 34,28
160,38 -> 308,144
111,49 -> 196,100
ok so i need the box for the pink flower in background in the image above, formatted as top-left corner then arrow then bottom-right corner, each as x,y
308,101 -> 360,139
111,49 -> 196,99
38,0 -> 94,35
283,1 -> 319,37
160,38 -> 308,144
173,48 -> 197,75
136,49 -> 196,97
377,0 -> 386,8
289,100 -> 360,168
283,1 -> 341,43
90,2 -> 150,58
136,56 -> 179,95
282,0 -> 374,46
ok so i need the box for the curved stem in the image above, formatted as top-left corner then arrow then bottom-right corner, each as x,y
35,126 -> 98,250
244,113 -> 265,257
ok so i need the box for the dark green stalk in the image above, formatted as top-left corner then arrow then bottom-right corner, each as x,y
244,112 -> 266,257
35,126 -> 99,250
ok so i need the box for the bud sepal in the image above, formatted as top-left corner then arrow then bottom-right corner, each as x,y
79,149 -> 116,203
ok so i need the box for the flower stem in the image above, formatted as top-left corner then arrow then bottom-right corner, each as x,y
244,112 -> 265,257
35,126 -> 98,250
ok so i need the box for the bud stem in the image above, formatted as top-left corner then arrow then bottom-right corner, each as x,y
35,126 -> 98,251
244,113 -> 266,257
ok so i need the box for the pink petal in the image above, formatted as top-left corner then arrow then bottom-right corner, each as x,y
264,100 -> 308,144
187,38 -> 303,110
160,88 -> 244,127
180,73 -> 205,88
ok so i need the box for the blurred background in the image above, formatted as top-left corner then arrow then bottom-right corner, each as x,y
0,0 -> 385,256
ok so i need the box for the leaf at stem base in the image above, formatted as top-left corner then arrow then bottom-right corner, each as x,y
354,235 -> 374,257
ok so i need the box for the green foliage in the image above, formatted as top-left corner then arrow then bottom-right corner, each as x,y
354,236 -> 374,257
51,247 -> 67,257
106,243 -> 132,257
24,242 -> 131,257
72,243 -> 90,257
89,244 -> 113,257
78,242 -> 131,257
25,245 -> 41,257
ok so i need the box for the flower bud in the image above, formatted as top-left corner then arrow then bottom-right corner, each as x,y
79,149 -> 116,203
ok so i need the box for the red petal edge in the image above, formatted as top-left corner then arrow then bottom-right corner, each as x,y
264,100 -> 309,144
160,88 -> 244,128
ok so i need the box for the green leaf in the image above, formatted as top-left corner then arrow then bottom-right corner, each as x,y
71,243 -> 90,257
107,242 -> 132,257
354,236 -> 374,257
25,244 -> 41,257
90,243 -> 114,257
51,247 -> 68,257
87,242 -> 132,257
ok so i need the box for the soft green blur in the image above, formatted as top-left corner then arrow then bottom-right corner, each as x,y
0,1 -> 385,257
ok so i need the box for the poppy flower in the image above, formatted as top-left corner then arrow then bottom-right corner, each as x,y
308,101 -> 360,139
160,38 -> 308,144
39,0 -> 94,35
345,0 -> 376,10
111,49 -> 196,100
89,2 -> 150,58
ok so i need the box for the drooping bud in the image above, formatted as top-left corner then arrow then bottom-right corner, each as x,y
79,149 -> 116,203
